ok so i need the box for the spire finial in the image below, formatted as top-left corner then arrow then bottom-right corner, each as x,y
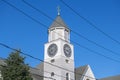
57,6 -> 61,15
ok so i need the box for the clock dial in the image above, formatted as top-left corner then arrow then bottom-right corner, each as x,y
64,44 -> 71,57
47,44 -> 58,57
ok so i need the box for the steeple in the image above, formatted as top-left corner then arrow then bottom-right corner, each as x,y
48,7 -> 70,42
49,6 -> 69,29
44,7 -> 74,80
49,15 -> 68,28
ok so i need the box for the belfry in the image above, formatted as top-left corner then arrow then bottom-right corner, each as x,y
44,8 -> 74,80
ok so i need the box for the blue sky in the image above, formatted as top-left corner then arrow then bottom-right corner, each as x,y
0,0 -> 120,79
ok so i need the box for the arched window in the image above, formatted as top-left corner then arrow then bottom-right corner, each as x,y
66,73 -> 69,80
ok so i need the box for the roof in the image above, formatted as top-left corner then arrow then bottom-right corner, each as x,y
49,15 -> 68,29
30,62 -> 44,80
75,65 -> 88,80
100,75 -> 120,80
30,67 -> 44,80
0,58 -> 44,80
36,62 -> 44,73
31,73 -> 43,80
0,58 -> 6,66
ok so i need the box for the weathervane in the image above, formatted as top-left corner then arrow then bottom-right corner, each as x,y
57,6 -> 61,15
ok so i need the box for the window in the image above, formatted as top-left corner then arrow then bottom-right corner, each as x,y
51,59 -> 55,63
51,72 -> 54,77
65,59 -> 69,63
66,73 -> 69,80
52,31 -> 55,40
65,29 -> 69,32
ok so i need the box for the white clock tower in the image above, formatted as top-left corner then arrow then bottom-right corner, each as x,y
44,10 -> 74,80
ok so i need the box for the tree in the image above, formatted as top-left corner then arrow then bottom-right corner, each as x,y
1,50 -> 33,80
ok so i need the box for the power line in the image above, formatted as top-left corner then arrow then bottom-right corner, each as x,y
0,57 -> 74,80
1,0 -> 120,68
60,0 -> 120,45
0,42 -> 98,80
22,0 -> 120,58
1,0 -> 120,80
0,65 -> 54,80
2,0 -> 120,63
31,73 -> 54,80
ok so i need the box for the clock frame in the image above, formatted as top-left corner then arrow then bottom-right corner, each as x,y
47,44 -> 58,57
63,44 -> 72,57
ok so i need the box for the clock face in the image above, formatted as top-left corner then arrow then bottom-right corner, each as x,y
47,44 -> 58,57
63,44 -> 72,57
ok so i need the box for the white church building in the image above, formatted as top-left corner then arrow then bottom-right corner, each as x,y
30,12 -> 96,80
0,12 -> 120,80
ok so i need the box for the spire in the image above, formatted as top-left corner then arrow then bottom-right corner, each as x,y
49,6 -> 69,29
49,15 -> 68,29
57,6 -> 61,16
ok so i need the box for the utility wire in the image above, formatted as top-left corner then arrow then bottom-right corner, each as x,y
1,0 -> 120,70
1,0 -> 120,80
0,42 -> 98,80
1,0 -> 120,64
0,57 -> 74,80
31,73 -> 54,80
0,65 -> 54,80
60,0 -> 120,45
22,0 -> 120,58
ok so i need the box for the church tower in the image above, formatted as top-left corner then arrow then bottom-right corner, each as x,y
44,9 -> 74,80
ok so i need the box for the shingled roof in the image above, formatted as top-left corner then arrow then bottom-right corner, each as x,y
49,15 -> 68,29
75,65 -> 88,80
30,67 -> 43,80
30,62 -> 44,80
100,75 -> 120,80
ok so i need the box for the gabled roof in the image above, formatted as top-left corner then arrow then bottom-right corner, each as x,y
49,15 -> 68,29
30,62 -> 44,80
30,67 -> 44,80
75,65 -> 88,80
100,75 -> 120,80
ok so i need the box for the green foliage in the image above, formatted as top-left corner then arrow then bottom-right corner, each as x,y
1,50 -> 33,80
